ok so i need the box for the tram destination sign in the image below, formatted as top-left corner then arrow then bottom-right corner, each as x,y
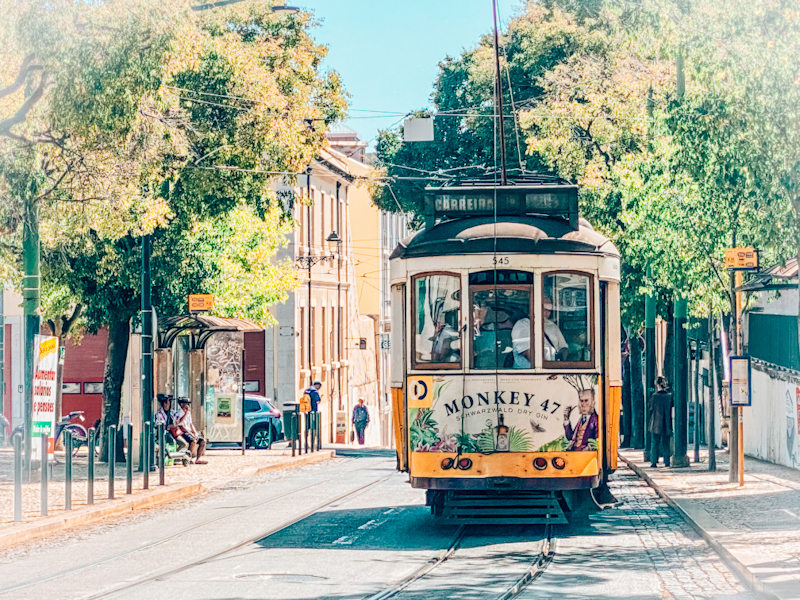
424,185 -> 579,230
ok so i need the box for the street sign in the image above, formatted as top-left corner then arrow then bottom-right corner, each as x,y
32,335 -> 58,461
730,356 -> 751,407
189,294 -> 215,312
725,247 -> 759,270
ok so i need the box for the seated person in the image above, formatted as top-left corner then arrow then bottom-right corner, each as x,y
542,296 -> 568,361
175,398 -> 207,465
473,303 -> 512,368
155,394 -> 187,452
511,318 -> 532,368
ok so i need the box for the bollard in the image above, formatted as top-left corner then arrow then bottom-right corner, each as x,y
65,432 -> 73,511
291,413 -> 297,457
157,423 -> 165,486
268,421 -> 273,449
13,433 -> 22,522
143,421 -> 150,490
87,427 -> 95,505
108,425 -> 116,500
126,423 -> 133,495
304,413 -> 310,454
40,435 -> 48,517
317,412 -> 322,451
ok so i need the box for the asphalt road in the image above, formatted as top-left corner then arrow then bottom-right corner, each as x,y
0,448 -> 758,600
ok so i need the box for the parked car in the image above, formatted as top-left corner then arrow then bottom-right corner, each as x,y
245,395 -> 283,449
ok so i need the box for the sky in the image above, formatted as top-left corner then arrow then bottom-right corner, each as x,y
309,1 -> 520,149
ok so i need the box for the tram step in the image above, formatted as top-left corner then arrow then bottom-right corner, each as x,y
436,492 -> 568,525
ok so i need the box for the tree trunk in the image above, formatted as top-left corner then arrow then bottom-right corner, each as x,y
663,302 -> 675,387
630,331 -> 645,449
99,318 -> 129,463
621,328 -> 633,447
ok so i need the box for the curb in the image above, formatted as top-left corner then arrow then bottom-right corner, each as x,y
620,454 -> 782,600
0,482 -> 204,552
238,450 -> 336,477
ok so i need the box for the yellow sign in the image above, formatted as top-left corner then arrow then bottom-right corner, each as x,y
725,247 -> 758,270
189,294 -> 215,312
299,393 -> 312,413
38,337 -> 57,361
407,376 -> 433,409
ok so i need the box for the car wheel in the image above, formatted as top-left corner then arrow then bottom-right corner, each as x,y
250,426 -> 270,450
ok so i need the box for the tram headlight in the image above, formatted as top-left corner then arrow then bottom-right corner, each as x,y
532,457 -> 548,470
457,457 -> 473,470
552,457 -> 566,470
441,457 -> 454,470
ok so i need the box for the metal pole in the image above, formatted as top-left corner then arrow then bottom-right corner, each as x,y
304,412 -> 309,454
491,0 -> 508,185
143,421 -> 150,490
317,412 -> 322,451
693,341 -> 701,463
307,169 -> 313,391
126,423 -> 133,494
672,297 -> 690,467
241,349 -> 246,455
87,428 -> 95,505
108,425 -> 116,499
65,432 -> 72,511
23,198 -> 41,472
158,423 -> 165,486
645,275 -> 656,456
14,433 -> 22,522
708,315 -> 717,471
141,234 -> 153,472
291,412 -> 296,457
40,435 -> 48,516
0,287 -> 5,448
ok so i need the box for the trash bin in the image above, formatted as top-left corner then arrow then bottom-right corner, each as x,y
283,404 -> 300,441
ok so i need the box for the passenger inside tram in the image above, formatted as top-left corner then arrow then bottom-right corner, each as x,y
542,295 -> 569,361
543,274 -> 592,363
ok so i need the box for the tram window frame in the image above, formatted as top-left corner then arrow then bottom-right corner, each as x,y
469,278 -> 534,371
541,271 -> 595,370
411,272 -> 462,370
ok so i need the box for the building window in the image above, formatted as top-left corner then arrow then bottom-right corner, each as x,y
322,307 -> 327,363
62,383 -> 80,394
412,273 -> 461,369
542,272 -> 593,367
84,382 -> 104,394
300,307 -> 306,369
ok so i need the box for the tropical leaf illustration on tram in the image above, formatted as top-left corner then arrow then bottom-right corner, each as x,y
476,424 -> 533,453
587,438 -> 598,451
410,408 -> 439,450
432,377 -> 452,403
456,432 -> 481,453
536,436 -> 569,452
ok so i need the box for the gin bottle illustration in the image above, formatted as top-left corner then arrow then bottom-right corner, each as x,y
496,413 -> 510,452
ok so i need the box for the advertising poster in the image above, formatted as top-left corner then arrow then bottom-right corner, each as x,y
407,374 -> 600,454
205,332 -> 244,443
32,335 -> 58,461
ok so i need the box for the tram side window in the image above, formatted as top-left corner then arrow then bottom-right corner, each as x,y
542,273 -> 593,365
413,274 -> 461,368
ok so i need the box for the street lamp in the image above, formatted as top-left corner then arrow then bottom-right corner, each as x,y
295,232 -> 341,377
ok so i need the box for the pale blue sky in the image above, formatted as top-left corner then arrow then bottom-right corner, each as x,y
309,1 -> 521,148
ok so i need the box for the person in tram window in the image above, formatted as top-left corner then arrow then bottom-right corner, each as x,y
542,295 -> 568,361
510,317 -> 532,368
473,298 -> 512,369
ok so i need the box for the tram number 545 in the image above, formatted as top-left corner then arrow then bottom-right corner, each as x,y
493,256 -> 510,266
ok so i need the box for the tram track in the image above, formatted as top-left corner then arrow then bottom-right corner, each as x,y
0,455 -> 393,598
82,472 -> 395,599
366,524 -> 556,600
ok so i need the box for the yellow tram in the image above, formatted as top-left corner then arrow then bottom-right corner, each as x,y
389,176 -> 622,523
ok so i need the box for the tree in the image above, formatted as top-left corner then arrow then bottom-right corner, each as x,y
1,0 -> 346,460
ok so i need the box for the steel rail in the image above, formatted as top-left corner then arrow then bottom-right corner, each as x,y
0,455 -> 390,596
365,524 -> 556,600
84,474 -> 394,599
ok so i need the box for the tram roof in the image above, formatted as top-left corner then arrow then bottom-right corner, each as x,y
389,215 -> 619,260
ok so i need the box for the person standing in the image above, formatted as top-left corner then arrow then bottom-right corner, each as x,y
352,398 -> 370,445
648,376 -> 673,467
304,381 -> 322,413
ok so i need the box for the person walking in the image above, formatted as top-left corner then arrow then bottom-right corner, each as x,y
352,398 -> 370,445
648,376 -> 673,467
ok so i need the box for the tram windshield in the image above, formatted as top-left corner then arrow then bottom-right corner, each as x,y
543,273 -> 593,365
470,270 -> 533,369
413,274 -> 461,368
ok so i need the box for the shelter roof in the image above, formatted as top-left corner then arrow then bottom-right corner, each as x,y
736,258 -> 798,292
158,314 -> 262,349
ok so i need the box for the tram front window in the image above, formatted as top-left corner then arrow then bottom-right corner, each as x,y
543,273 -> 593,365
470,271 -> 533,369
413,274 -> 461,368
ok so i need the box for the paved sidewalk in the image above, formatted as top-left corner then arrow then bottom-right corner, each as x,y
0,446 -> 334,547
620,448 -> 800,600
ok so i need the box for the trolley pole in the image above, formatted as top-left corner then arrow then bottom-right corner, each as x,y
672,297 -> 690,468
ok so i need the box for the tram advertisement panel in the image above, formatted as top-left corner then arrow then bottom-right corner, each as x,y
407,374 -> 600,453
